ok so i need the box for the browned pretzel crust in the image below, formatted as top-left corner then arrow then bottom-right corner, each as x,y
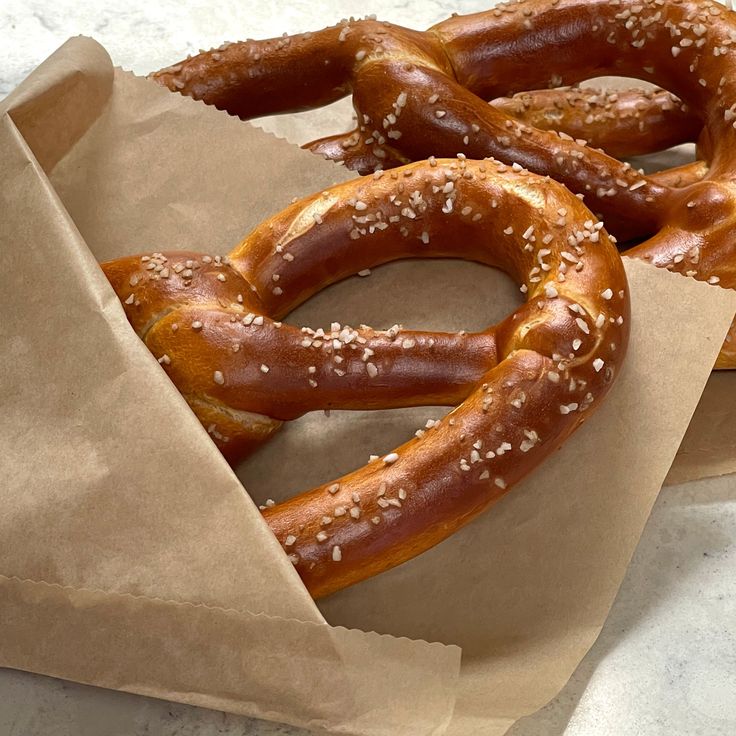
301,86 -> 708,194
303,85 -> 708,190
152,0 -> 736,367
103,158 -> 628,597
491,86 -> 701,159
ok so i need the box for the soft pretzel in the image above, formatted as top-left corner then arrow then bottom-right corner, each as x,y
152,0 -> 736,367
103,158 -> 628,598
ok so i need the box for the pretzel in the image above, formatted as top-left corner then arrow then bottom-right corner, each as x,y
102,158 -> 628,598
152,0 -> 736,367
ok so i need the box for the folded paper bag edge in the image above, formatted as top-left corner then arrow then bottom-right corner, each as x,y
0,106 -> 324,623
0,573 -> 462,736
1,36 -> 114,173
0,571 -> 460,650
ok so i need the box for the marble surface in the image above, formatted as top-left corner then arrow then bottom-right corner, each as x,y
1,1 -> 735,735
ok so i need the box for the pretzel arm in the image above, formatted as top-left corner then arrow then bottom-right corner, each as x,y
144,311 -> 498,421
150,19 -> 439,120
263,350 -> 571,597
151,27 -> 355,118
305,88 -> 706,186
494,87 -> 708,193
491,87 -> 701,158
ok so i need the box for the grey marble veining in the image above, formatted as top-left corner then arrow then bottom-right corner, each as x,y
1,1 -> 735,735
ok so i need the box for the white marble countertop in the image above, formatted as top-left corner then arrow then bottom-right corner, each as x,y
1,2 -> 735,735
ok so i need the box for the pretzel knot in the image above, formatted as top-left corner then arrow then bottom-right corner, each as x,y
103,159 -> 628,597
152,0 -> 736,368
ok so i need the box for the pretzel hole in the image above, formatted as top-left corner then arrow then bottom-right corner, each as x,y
255,97 -> 356,147
237,258 -> 521,501
626,143 -> 697,176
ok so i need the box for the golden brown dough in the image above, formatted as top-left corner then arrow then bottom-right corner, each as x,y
491,87 -> 700,159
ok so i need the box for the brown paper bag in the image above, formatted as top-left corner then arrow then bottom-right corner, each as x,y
1,37 -> 735,736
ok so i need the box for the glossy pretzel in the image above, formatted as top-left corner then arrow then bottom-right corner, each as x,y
152,0 -> 736,368
491,86 -> 701,159
103,158 -> 628,598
